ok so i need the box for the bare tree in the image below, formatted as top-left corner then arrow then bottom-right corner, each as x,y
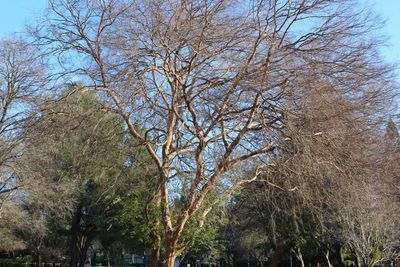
0,37 -> 47,210
226,71 -> 396,267
34,0 -> 395,266
337,182 -> 399,267
287,71 -> 399,265
0,202 -> 27,252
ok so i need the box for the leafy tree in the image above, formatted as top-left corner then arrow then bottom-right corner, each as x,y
23,87 -> 156,267
109,168 -> 161,267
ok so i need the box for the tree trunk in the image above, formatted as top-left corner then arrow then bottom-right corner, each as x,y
69,207 -> 92,267
34,251 -> 42,267
69,231 -> 79,267
267,238 -> 288,267
91,251 -> 97,267
76,240 -> 91,267
32,238 -> 44,267
70,207 -> 81,267
162,249 -> 177,267
150,246 -> 161,267
145,192 -> 162,267
325,250 -> 333,267
70,240 -> 91,267
296,248 -> 305,267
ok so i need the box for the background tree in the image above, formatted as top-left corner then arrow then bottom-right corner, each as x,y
22,87 -> 157,267
0,37 -> 48,262
0,202 -> 26,252
109,154 -> 161,267
226,68 -> 396,267
337,184 -> 399,267
0,37 -> 46,207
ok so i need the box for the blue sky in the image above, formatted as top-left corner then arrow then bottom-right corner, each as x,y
0,0 -> 399,72
0,1 -> 47,36
366,0 -> 400,66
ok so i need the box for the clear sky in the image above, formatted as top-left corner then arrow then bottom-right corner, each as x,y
366,0 -> 400,67
0,1 -> 47,36
0,0 -> 399,72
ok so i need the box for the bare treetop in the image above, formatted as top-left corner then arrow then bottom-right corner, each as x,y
0,38 -> 47,204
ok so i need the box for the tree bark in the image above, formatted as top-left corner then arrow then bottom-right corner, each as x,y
267,238 -> 288,267
69,206 -> 92,267
77,239 -> 91,267
162,249 -> 177,267
325,250 -> 333,267
296,248 -> 305,267
70,206 -> 81,267
70,235 -> 91,267
33,251 -> 42,267
150,246 -> 161,267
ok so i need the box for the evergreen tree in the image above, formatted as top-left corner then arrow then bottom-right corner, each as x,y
24,86 -> 157,267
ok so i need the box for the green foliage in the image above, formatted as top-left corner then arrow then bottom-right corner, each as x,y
111,189 -> 161,251
21,85 -> 159,263
340,245 -> 356,267
185,212 -> 226,258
